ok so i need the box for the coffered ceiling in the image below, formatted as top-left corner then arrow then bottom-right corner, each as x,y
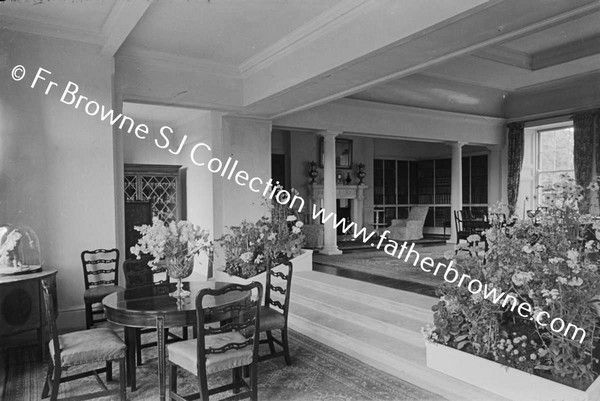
1,0 -> 599,120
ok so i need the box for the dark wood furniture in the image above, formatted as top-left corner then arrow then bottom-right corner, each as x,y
103,281 -> 250,401
41,279 -> 127,401
259,260 -> 293,364
81,248 -> 124,329
0,269 -> 57,358
122,257 -> 185,366
124,201 -> 153,260
168,282 -> 262,401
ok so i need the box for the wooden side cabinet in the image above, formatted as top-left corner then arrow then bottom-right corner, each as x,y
0,269 -> 57,358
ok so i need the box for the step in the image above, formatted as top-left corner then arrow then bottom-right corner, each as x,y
293,271 -> 436,322
289,301 -> 425,364
289,309 -> 510,401
292,291 -> 427,348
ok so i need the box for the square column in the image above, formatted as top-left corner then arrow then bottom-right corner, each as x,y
448,142 -> 464,244
319,131 -> 342,255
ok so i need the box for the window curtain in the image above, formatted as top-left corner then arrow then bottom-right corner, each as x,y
507,122 -> 525,213
572,110 -> 599,213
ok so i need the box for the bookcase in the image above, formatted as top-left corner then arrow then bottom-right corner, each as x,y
373,154 -> 488,230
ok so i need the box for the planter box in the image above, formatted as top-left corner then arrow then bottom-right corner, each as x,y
425,341 -> 600,401
212,249 -> 313,299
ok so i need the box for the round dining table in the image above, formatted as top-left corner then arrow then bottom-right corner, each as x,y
103,280 -> 248,401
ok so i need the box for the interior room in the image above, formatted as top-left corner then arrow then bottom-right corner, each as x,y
1,1 -> 600,400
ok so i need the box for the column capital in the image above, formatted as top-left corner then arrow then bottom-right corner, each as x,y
446,141 -> 467,149
318,130 -> 343,139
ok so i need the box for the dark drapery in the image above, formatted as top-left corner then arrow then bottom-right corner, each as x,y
573,111 -> 599,213
507,122 -> 525,213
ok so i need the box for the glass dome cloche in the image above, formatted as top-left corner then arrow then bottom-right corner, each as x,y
0,224 -> 42,275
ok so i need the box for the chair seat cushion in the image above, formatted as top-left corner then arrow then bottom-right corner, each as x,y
259,306 -> 285,332
83,285 -> 124,303
168,332 -> 253,375
50,328 -> 126,367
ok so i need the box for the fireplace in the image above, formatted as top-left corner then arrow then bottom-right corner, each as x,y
308,184 -> 368,229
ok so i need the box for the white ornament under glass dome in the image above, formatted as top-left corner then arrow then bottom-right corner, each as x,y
0,224 -> 42,274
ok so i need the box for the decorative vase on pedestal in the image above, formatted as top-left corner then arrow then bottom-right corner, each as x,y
161,256 -> 194,298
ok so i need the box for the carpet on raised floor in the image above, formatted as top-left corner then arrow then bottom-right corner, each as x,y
313,244 -> 462,288
3,330 -> 446,401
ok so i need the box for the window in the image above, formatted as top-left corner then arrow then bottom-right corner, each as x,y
537,126 -> 574,202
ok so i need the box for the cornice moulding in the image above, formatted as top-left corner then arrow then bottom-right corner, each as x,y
239,0 -> 372,78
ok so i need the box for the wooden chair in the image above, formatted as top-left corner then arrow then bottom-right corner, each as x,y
454,210 -> 474,254
258,259 -> 293,364
168,282 -> 262,401
81,248 -> 124,329
40,279 -> 126,401
122,257 -> 186,366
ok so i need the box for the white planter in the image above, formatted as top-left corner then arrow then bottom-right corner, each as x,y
212,249 -> 313,299
425,341 -> 600,401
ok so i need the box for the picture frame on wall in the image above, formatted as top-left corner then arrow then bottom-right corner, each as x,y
319,138 -> 353,169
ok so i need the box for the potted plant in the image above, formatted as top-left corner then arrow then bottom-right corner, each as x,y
423,175 -> 600,401
214,190 -> 311,288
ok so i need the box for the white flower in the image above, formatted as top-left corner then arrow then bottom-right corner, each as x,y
511,271 -> 534,286
240,252 -> 253,263
587,182 -> 599,191
292,226 -> 301,234
522,244 -> 533,254
268,233 -> 277,241
556,276 -> 568,285
567,250 -> 579,261
295,221 -> 304,228
444,250 -> 455,261
286,215 -> 297,222
467,234 -> 481,243
567,277 -> 583,287
530,354 -> 537,360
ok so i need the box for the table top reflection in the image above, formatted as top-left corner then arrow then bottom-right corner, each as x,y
103,281 -> 247,328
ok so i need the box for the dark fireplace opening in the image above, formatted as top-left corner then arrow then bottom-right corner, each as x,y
336,199 -> 352,236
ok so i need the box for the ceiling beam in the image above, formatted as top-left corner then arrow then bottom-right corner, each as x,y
99,0 -> 152,58
473,45 -> 532,70
532,34 -> 600,70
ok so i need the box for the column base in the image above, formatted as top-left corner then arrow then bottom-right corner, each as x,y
319,246 -> 343,255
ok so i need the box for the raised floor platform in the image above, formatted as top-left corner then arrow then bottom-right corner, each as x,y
286,271 -> 511,401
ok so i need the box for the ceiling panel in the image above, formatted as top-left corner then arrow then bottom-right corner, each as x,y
0,0 -> 116,33
502,11 -> 600,53
122,0 -> 345,65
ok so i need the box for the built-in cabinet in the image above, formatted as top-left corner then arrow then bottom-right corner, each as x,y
374,154 -> 488,231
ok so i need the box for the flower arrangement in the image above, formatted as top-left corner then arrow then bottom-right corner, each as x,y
423,174 -> 600,390
130,217 -> 212,277
218,189 -> 305,279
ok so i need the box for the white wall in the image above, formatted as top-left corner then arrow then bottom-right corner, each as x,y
0,31 -> 116,329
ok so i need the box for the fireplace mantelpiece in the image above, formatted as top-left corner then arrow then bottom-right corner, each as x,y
308,184 -> 368,228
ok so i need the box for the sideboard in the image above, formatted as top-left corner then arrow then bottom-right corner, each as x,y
0,269 -> 57,358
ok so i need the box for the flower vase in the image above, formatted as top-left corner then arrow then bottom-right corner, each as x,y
163,256 -> 194,298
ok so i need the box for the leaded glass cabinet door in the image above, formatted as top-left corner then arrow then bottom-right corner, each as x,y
124,164 -> 186,222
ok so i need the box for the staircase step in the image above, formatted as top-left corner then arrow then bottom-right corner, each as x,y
287,271 -> 509,401
292,291 -> 428,347
293,271 -> 435,322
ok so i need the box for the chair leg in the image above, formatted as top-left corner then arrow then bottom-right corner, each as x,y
266,330 -> 276,355
232,367 -> 241,393
84,302 -> 93,329
281,328 -> 291,366
41,362 -> 54,398
106,360 -> 112,381
198,368 -> 210,401
250,362 -> 258,401
119,358 -> 127,401
50,364 -> 62,401
136,328 -> 142,366
170,364 -> 178,394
